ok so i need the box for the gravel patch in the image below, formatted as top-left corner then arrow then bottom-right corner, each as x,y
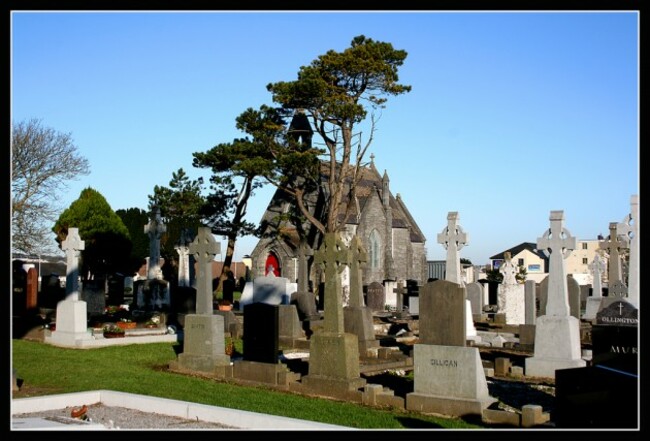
13,403 -> 240,430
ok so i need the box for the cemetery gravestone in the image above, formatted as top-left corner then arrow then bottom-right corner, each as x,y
592,299 -> 638,375
366,281 -> 385,312
406,279 -> 496,417
419,280 -> 466,346
301,232 -> 366,396
222,273 -> 236,304
251,275 -> 291,306
616,194 -> 639,307
46,228 -> 93,347
583,252 -> 606,320
170,227 -> 230,375
343,235 -> 379,354
243,303 -> 279,363
525,211 -> 585,378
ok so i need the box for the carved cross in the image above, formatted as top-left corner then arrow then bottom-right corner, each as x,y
437,212 -> 468,285
297,239 -> 314,293
600,222 -> 628,285
537,210 -> 576,317
617,194 -> 638,305
348,235 -> 368,308
314,232 -> 350,333
589,252 -> 606,298
62,227 -> 85,301
189,227 -> 221,315
393,280 -> 408,313
144,207 -> 167,280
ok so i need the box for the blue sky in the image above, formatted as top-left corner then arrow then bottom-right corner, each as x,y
11,11 -> 639,265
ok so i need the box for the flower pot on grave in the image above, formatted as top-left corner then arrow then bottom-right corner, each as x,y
116,321 -> 136,330
103,331 -> 125,338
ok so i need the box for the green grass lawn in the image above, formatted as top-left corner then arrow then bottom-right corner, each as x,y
12,339 -> 483,429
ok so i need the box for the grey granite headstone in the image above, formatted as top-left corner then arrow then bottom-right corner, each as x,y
406,343 -> 497,416
189,227 -> 220,315
301,233 -> 366,396
174,314 -> 230,373
524,279 -> 537,325
81,282 -> 106,316
366,281 -> 385,312
278,304 -> 304,348
419,280 -> 466,347
466,282 -> 483,316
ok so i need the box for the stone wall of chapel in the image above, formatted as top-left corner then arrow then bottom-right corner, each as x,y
392,227 -> 410,281
411,242 -> 427,284
357,192 -> 388,284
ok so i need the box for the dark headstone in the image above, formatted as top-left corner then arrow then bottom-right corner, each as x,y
487,281 -> 499,305
243,303 -> 279,364
82,281 -> 106,316
107,273 -> 125,305
40,274 -> 64,309
554,366 -> 638,428
222,277 -> 236,304
366,281 -> 385,312
591,300 -> 638,376
12,262 -> 27,315
171,286 -> 197,314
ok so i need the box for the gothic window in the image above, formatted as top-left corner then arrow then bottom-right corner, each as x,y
370,229 -> 381,270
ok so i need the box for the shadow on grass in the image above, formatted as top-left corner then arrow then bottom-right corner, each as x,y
394,416 -> 444,428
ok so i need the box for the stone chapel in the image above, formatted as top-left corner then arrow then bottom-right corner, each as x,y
250,154 -> 428,291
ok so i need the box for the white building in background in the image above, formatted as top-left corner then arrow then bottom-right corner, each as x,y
564,239 -> 603,285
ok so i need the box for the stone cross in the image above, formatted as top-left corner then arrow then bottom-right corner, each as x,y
297,239 -> 314,293
144,207 -> 166,280
617,194 -> 639,306
499,251 -> 518,286
347,235 -> 367,308
588,252 -> 606,298
437,211 -> 468,285
393,280 -> 408,313
62,228 -> 85,301
175,228 -> 193,287
189,227 -> 220,315
600,222 -> 628,286
537,210 -> 576,317
314,232 -> 350,333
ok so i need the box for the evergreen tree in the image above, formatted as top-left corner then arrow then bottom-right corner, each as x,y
53,187 -> 131,281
